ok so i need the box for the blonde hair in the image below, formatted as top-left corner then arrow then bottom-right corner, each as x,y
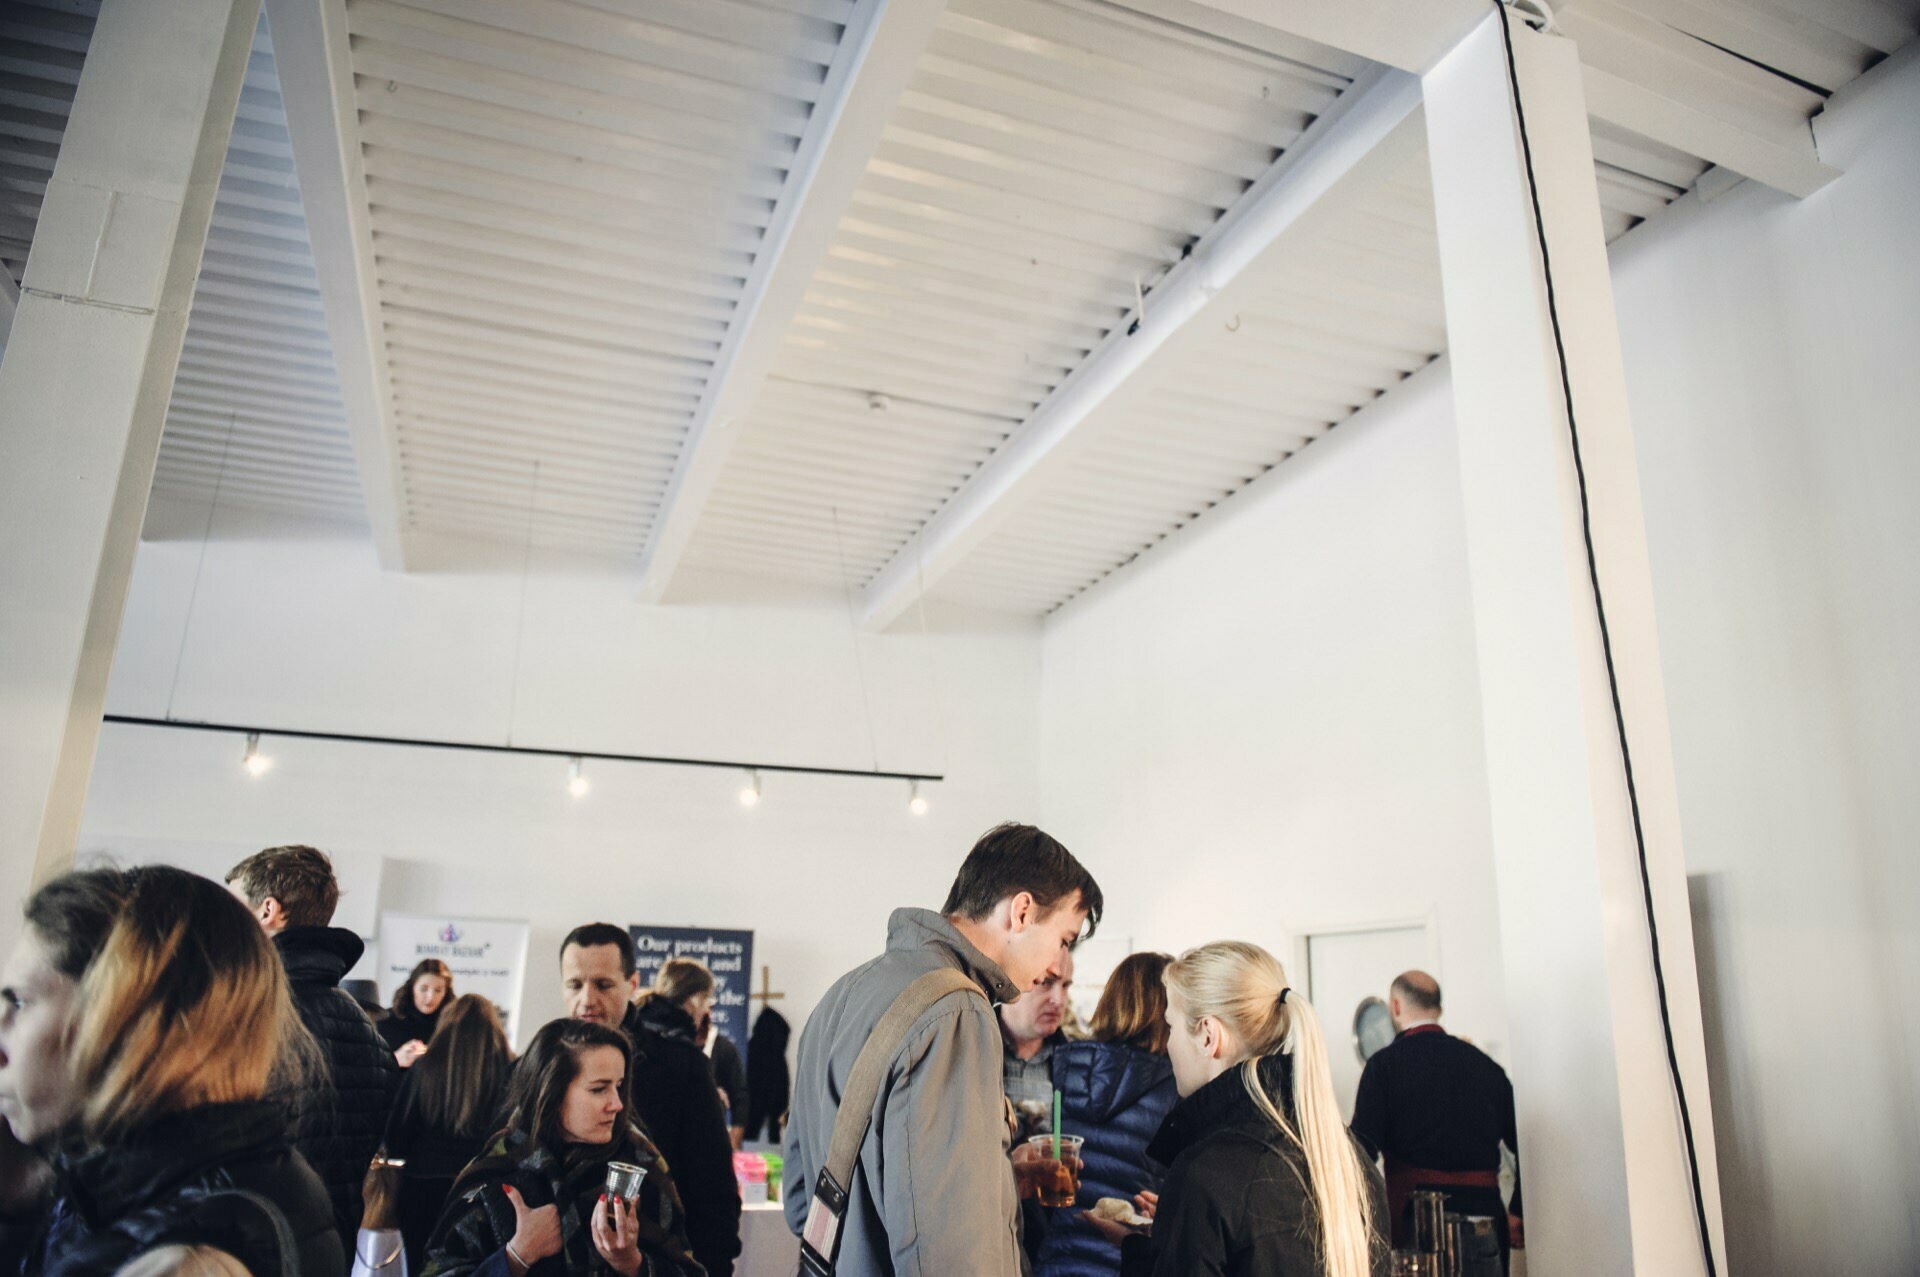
27,866 -> 318,1143
641,956 -> 715,1008
1165,941 -> 1378,1277
112,1245 -> 251,1277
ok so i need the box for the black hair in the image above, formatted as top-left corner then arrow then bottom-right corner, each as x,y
559,923 -> 635,976
500,1018 -> 633,1151
940,823 -> 1102,941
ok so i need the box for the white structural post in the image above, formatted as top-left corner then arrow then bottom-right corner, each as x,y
1424,10 -> 1726,1276
0,0 -> 261,948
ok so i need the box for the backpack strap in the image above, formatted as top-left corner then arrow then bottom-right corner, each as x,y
823,966 -> 986,1197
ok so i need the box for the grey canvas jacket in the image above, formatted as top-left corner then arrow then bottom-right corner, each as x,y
784,908 -> 1026,1276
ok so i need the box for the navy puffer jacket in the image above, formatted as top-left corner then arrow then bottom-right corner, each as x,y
1037,1040 -> 1179,1277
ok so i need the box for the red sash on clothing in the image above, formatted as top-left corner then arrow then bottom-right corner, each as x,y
1384,1160 -> 1501,1246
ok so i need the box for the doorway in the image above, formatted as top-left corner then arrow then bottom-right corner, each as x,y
1302,922 -> 1433,1120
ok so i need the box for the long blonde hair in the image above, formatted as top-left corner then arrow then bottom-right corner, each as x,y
1165,941 -> 1377,1277
26,866 -> 318,1143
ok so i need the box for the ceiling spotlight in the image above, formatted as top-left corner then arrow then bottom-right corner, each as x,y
568,755 -> 589,798
242,732 -> 273,777
908,779 -> 928,817
739,768 -> 762,808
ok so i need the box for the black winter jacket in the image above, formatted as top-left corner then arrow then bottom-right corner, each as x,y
619,1004 -> 741,1277
26,1101 -> 342,1277
743,1009 -> 790,1143
1119,1055 -> 1388,1277
632,1000 -> 749,1127
377,1006 -> 443,1056
274,926 -> 400,1260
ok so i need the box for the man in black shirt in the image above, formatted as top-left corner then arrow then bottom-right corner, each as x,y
560,924 -> 741,1277
1351,971 -> 1522,1271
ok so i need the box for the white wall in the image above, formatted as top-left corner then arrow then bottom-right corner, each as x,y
1039,50 -> 1920,1276
82,498 -> 1044,1035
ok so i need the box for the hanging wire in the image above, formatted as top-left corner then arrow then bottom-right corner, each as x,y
503,459 -> 540,748
164,410 -> 240,721
830,504 -> 882,774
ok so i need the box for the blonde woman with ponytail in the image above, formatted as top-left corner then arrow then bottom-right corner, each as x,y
1089,941 -> 1386,1277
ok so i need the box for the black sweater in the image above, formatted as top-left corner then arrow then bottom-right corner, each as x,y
1121,1055 -> 1388,1277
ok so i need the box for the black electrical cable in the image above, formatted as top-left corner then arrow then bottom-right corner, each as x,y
1491,4 -> 1719,1273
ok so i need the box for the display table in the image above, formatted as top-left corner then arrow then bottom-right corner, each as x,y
739,1201 -> 799,1277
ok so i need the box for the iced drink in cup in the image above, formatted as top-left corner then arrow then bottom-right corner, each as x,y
1025,1135 -> 1085,1208
605,1161 -> 647,1206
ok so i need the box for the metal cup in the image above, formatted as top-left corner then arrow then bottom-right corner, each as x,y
605,1161 -> 647,1205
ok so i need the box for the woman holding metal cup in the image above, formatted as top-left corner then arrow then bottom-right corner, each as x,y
418,1019 -> 700,1277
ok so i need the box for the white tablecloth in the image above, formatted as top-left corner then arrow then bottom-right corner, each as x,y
738,1201 -> 799,1277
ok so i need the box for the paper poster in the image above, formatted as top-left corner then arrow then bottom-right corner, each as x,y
380,913 -> 531,1048
627,924 -> 754,1047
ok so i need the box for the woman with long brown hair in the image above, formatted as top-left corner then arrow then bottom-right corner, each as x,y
420,1019 -> 698,1277
0,866 -> 338,1275
1035,952 -> 1181,1276
381,959 -> 455,1068
383,994 -> 515,1270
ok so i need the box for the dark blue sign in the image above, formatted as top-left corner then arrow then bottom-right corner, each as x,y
626,924 -> 754,1051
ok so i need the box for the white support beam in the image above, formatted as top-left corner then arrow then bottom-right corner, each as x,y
1425,10 -> 1726,1274
1184,0 -> 1840,197
0,0 -> 261,956
857,67 -> 1426,631
0,268 -> 17,354
635,0 -> 951,604
1581,67 -> 1840,198
265,0 -> 411,569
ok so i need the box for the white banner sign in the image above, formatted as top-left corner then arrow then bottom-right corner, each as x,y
379,913 -> 531,1048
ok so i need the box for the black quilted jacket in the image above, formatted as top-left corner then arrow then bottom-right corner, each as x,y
275,926 -> 400,1264
25,1101 -> 341,1277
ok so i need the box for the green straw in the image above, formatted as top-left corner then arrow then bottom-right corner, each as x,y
1052,1089 -> 1061,1159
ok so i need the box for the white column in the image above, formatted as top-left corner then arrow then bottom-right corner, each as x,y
0,0 -> 261,947
1423,11 -> 1726,1276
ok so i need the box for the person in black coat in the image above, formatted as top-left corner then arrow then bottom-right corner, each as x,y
227,845 -> 401,1263
742,1009 -> 790,1145
380,958 -> 454,1068
382,994 -> 515,1273
1091,942 -> 1387,1277
633,959 -> 750,1148
559,926 -> 741,1277
5,866 -> 342,1277
1351,972 -> 1521,1269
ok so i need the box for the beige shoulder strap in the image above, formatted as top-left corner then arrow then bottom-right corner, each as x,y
824,966 -> 985,1192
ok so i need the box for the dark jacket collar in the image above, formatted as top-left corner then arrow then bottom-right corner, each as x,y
57,1101 -> 289,1227
616,1004 -> 660,1065
1147,1053 -> 1298,1167
271,925 -> 364,985
885,907 -> 1022,1004
634,996 -> 698,1043
1398,1023 -> 1446,1039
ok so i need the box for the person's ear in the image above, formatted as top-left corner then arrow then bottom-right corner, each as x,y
626,971 -> 640,995
259,897 -> 283,927
1201,1015 -> 1223,1060
1007,891 -> 1036,931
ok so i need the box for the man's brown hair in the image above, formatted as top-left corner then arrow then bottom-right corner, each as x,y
940,823 -> 1102,939
225,844 -> 340,928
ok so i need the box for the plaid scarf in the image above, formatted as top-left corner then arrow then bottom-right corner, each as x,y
421,1124 -> 701,1277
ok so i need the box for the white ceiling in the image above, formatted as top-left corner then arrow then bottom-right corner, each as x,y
6,0 -> 1915,620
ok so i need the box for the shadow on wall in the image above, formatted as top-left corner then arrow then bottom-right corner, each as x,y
1689,872 -> 1772,1275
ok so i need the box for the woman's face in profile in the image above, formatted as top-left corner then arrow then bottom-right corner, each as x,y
0,929 -> 83,1143
559,1045 -> 627,1144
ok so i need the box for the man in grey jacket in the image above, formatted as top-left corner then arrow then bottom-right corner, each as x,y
784,823 -> 1103,1276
